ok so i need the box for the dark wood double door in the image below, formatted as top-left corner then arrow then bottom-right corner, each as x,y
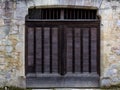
25,21 -> 100,88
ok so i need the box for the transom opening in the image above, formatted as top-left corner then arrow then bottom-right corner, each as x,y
28,8 -> 98,20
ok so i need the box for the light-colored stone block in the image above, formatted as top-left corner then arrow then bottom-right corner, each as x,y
0,18 -> 4,26
6,46 -> 13,53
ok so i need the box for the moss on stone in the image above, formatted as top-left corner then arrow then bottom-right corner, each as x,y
101,84 -> 120,90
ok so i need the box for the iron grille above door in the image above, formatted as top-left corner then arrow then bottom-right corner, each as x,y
28,8 -> 98,20
25,8 -> 100,88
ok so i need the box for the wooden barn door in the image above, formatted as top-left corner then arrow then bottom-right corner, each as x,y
25,8 -> 100,88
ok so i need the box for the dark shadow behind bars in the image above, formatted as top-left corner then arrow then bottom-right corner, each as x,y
28,8 -> 97,20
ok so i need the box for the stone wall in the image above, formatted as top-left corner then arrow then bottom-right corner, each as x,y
0,0 -> 120,88
99,0 -> 120,86
0,0 -> 27,87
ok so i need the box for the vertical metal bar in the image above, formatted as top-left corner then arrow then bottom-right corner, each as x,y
68,10 -> 70,19
43,9 -> 45,19
56,9 -> 58,19
68,9 -> 69,19
86,10 -> 88,19
89,28 -> 91,73
41,9 -> 43,19
49,9 -> 51,19
40,9 -> 42,19
70,10 -> 72,19
74,9 -> 75,19
80,10 -> 82,19
95,10 -> 97,19
41,27 -> 44,73
93,10 -> 95,19
84,10 -> 86,19
80,29 -> 83,73
87,10 -> 90,19
67,10 -> 69,19
66,9 -> 68,19
34,27 -> 36,73
91,11 -> 94,19
72,28 -> 75,73
53,9 -> 54,19
50,27 -> 52,73
77,9 -> 79,19
64,9 -> 66,19
51,9 -> 53,19
46,9 -> 47,19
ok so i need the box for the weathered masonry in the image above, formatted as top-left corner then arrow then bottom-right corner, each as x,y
0,0 -> 120,88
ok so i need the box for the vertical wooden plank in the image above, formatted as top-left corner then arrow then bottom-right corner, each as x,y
36,28 -> 42,73
27,28 -> 34,73
91,28 -> 97,72
44,27 -> 50,73
66,27 -> 72,73
61,27 -> 66,75
83,28 -> 89,72
58,26 -> 65,75
75,28 -> 81,72
52,27 -> 58,73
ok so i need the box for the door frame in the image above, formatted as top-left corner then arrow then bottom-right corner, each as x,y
25,20 -> 101,88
